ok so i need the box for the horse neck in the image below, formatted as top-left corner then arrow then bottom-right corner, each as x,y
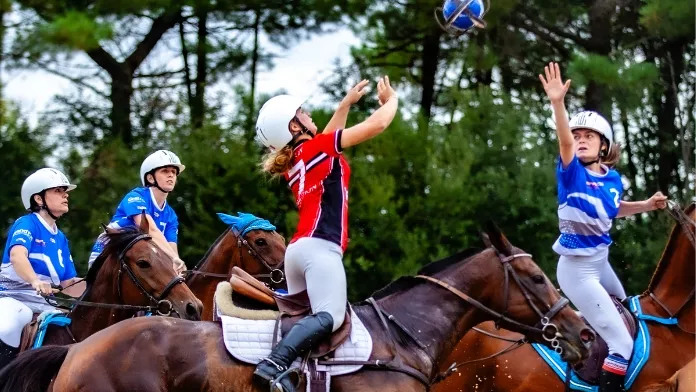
646,218 -> 696,316
357,255 -> 494,373
186,231 -> 238,292
68,259 -> 137,341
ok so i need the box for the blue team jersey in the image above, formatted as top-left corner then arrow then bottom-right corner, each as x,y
0,213 -> 76,292
89,187 -> 178,266
552,156 -> 624,257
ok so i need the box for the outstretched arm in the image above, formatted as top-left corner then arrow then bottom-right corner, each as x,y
340,76 -> 398,149
617,192 -> 668,218
323,79 -> 369,133
539,62 -> 574,167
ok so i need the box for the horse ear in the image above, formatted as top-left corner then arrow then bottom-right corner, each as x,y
139,211 -> 150,232
484,220 -> 513,256
480,232 -> 492,248
103,223 -> 117,235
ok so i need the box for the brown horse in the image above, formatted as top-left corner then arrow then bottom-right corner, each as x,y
434,203 -> 696,392
27,217 -> 203,349
185,218 -> 287,321
15,224 -> 594,392
641,358 -> 696,392
0,218 -> 203,389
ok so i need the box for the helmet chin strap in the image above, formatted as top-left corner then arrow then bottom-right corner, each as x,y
147,171 -> 173,194
153,180 -> 170,194
580,140 -> 608,167
290,116 -> 314,145
38,192 -> 61,221
580,150 -> 607,167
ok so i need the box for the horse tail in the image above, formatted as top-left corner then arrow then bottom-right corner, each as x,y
641,372 -> 678,392
0,345 -> 69,392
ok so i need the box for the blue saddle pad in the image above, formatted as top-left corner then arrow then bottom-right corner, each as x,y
531,296 -> 675,390
32,311 -> 72,349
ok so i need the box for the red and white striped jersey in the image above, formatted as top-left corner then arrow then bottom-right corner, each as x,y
285,130 -> 351,252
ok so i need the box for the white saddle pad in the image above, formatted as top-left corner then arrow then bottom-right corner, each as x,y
219,307 -> 373,376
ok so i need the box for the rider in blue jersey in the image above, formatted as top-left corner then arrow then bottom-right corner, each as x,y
0,168 -> 80,369
88,150 -> 186,274
540,62 -> 668,392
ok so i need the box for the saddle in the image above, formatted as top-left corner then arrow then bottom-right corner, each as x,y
228,266 -> 353,358
572,297 -> 637,385
19,310 -> 70,352
19,314 -> 40,353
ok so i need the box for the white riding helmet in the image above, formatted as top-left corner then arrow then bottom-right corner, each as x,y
569,111 -> 613,150
140,150 -> 186,186
21,168 -> 77,210
255,95 -> 307,151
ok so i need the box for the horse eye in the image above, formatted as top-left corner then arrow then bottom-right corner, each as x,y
136,260 -> 151,269
532,275 -> 545,284
255,238 -> 268,246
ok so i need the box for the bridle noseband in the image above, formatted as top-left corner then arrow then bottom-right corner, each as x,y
116,233 -> 186,316
185,219 -> 285,288
46,233 -> 187,316
234,226 -> 286,286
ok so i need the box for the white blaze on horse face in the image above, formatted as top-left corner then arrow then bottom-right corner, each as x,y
151,246 -> 158,254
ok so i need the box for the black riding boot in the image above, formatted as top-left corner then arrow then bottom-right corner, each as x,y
253,312 -> 334,392
0,339 -> 19,370
599,369 -> 626,392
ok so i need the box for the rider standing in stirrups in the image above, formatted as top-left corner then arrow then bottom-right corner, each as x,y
540,62 -> 668,392
88,150 -> 186,274
252,76 -> 398,392
0,168 -> 81,369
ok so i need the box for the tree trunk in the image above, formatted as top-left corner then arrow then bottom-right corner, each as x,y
86,10 -> 183,147
179,21 -> 194,116
419,26 -> 442,126
192,1 -> 208,130
619,105 -> 642,224
584,0 -> 614,116
111,73 -> 134,146
655,39 -> 686,195
246,8 -> 261,141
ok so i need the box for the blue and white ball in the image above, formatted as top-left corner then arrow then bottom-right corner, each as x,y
442,0 -> 485,31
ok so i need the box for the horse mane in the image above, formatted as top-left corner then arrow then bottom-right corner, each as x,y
646,203 -> 696,293
186,226 -> 232,279
366,247 -> 483,302
85,225 -> 148,287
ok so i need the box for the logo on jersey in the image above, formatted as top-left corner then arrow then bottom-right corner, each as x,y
586,181 -> 605,189
49,238 -> 56,244
35,239 -> 46,246
13,229 -> 33,240
137,205 -> 147,210
154,212 -> 160,218
128,196 -> 145,204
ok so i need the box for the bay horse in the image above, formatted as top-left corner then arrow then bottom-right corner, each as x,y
15,217 -> 203,350
184,215 -> 287,321
433,203 -> 696,392
641,358 -> 696,392
19,224 -> 594,392
0,217 -> 204,387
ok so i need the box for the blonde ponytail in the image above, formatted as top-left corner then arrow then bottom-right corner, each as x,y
261,145 -> 294,176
